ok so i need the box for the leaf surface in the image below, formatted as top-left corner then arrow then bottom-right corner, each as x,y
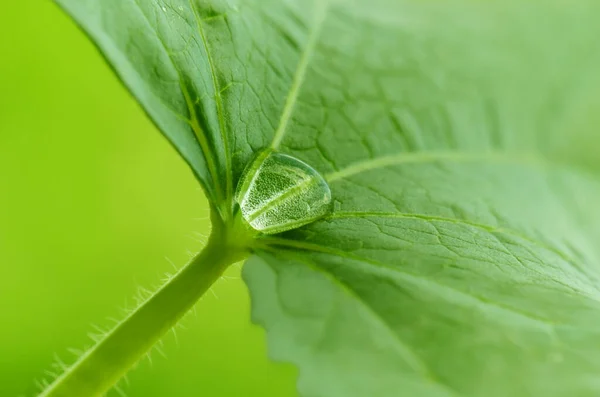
57,0 -> 600,395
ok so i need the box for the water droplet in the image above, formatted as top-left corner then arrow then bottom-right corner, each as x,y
235,149 -> 332,234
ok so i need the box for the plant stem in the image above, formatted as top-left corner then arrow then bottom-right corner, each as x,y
39,211 -> 250,397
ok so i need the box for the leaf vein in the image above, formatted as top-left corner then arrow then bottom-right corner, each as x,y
325,151 -> 545,182
270,1 -> 330,149
260,239 -> 579,327
131,0 -> 223,203
326,210 -> 600,290
187,0 -> 233,210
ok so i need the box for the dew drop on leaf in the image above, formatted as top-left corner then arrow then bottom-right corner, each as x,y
234,149 -> 332,234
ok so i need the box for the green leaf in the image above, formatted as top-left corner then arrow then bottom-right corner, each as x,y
54,0 -> 600,396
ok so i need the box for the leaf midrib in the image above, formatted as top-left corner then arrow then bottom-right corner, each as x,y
269,0 -> 330,149
131,0 -> 225,205
187,0 -> 234,208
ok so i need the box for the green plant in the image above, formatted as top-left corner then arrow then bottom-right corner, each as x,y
41,0 -> 600,396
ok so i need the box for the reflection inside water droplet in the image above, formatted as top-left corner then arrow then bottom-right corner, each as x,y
234,149 -> 332,235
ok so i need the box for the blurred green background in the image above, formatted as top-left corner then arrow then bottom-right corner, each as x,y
0,2 -> 296,396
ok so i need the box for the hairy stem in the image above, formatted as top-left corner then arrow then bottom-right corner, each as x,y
40,212 -> 250,397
